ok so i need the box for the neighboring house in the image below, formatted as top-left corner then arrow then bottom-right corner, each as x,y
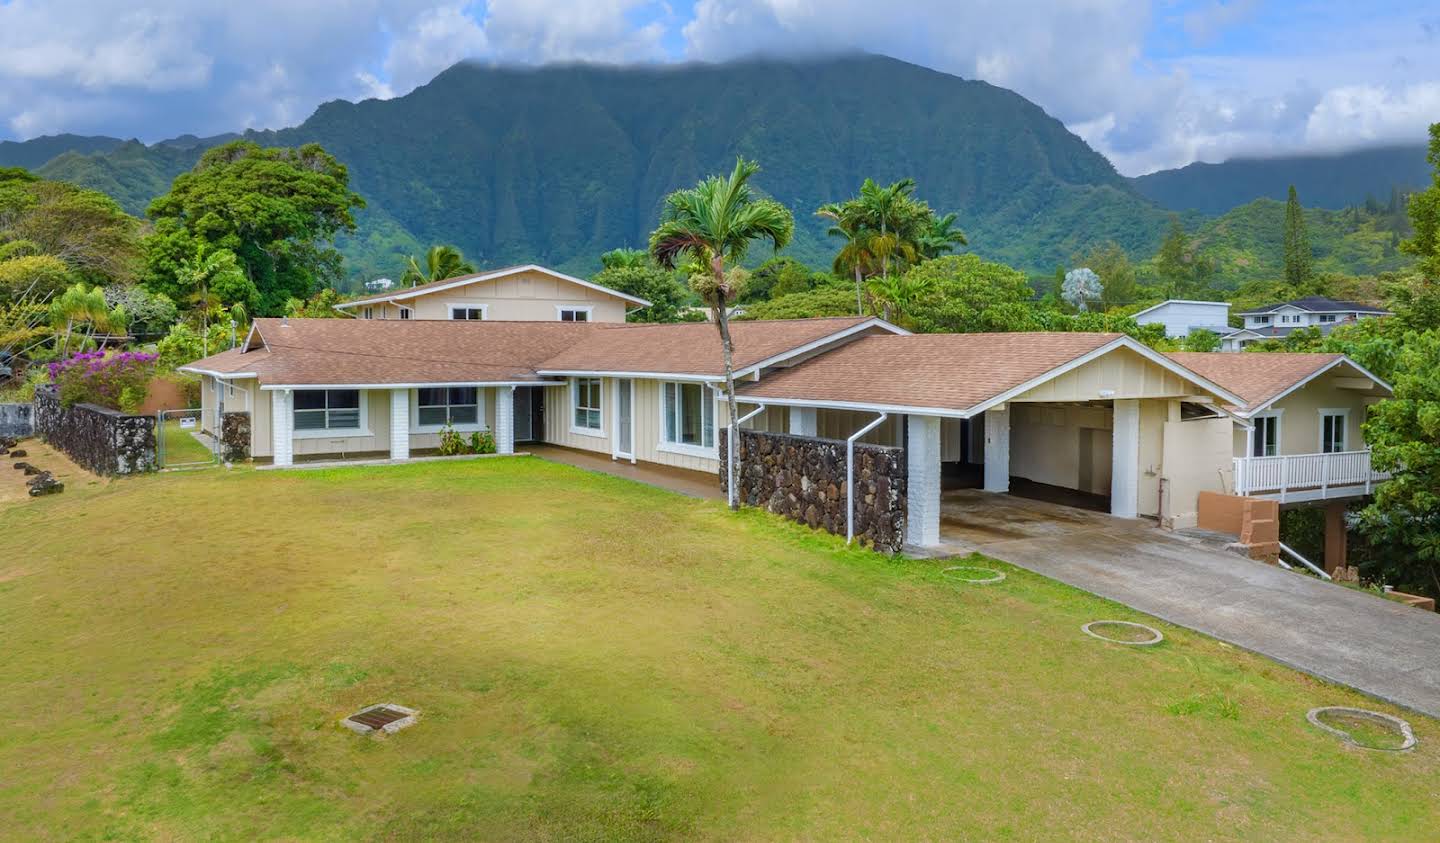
1168,352 -> 1393,504
334,264 -> 650,323
1221,296 -> 1391,351
1131,300 -> 1235,339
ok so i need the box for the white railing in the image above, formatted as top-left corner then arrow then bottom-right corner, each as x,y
1233,449 -> 1389,501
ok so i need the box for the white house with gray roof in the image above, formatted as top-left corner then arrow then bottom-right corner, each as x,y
1221,296 -> 1391,351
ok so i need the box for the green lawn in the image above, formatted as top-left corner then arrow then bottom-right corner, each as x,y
2,457 -> 1436,840
159,418 -> 215,466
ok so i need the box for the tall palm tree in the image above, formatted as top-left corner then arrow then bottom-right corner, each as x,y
48,283 -> 110,356
403,245 -> 475,287
917,212 -> 968,259
855,178 -> 924,284
816,201 -> 879,315
650,158 -> 794,511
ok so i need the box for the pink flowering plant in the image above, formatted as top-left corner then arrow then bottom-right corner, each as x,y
48,349 -> 158,413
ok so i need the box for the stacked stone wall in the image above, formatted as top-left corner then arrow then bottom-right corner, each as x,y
34,386 -> 156,476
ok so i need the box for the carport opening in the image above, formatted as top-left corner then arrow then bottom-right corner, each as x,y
942,406 -> 1116,514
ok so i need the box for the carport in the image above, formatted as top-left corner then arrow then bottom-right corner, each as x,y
736,331 -> 1244,549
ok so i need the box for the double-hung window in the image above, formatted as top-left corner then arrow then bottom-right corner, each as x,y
294,389 -> 361,432
662,382 -> 715,451
1252,414 -> 1280,457
572,378 -> 602,432
418,387 -> 479,428
450,305 -> 486,320
1320,411 -> 1347,453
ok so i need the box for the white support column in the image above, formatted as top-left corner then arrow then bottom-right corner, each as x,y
789,406 -> 817,437
271,389 -> 293,467
495,386 -> 515,455
389,388 -> 409,460
906,414 -> 942,548
983,406 -> 1010,493
1111,398 -> 1140,518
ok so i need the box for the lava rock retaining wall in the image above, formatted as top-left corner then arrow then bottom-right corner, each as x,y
721,428 -> 907,551
34,386 -> 157,475
221,411 -> 251,462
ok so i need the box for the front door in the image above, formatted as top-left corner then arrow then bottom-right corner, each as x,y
615,379 -> 634,460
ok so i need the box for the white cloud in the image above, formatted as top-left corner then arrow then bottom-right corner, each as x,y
1305,82 -> 1440,150
383,4 -> 490,95
484,0 -> 668,64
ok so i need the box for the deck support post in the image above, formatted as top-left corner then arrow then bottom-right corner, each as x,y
1111,399 -> 1139,518
271,389 -> 293,467
495,386 -> 515,455
906,414 -> 941,548
1324,500 -> 1348,575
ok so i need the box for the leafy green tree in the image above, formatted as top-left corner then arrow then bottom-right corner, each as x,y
0,170 -> 141,285
1076,241 -> 1137,309
103,285 -> 177,340
155,322 -> 205,370
1180,328 -> 1220,352
736,285 -> 864,320
1153,215 -> 1216,299
650,158 -> 794,509
1359,330 -> 1440,597
739,256 -> 823,303
1401,122 -> 1440,279
144,140 -> 364,315
901,254 -> 1036,333
1283,185 -> 1313,290
174,244 -> 254,341
818,178 -> 938,315
284,288 -> 352,319
402,245 -> 475,287
599,248 -> 651,270
591,263 -> 695,323
47,283 -> 116,355
0,254 -> 73,305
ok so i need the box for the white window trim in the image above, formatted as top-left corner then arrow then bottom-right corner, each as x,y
556,305 -> 594,322
1318,407 -> 1351,453
656,380 -> 720,459
411,386 -> 488,433
1253,410 -> 1282,457
398,305 -> 412,320
447,302 -> 489,321
569,377 -> 606,438
362,306 -> 374,320
292,389 -> 371,439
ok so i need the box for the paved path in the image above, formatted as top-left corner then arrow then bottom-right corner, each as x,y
528,444 -> 722,500
936,490 -> 1440,719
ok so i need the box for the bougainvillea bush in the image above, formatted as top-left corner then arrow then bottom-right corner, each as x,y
48,350 -> 157,413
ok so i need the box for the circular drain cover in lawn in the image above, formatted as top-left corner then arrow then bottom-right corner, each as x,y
1307,707 -> 1416,751
941,565 -> 1005,584
1081,620 -> 1164,646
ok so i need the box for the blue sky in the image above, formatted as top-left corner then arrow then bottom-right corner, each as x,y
0,0 -> 1436,174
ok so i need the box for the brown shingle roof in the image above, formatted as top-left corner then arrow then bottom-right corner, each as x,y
538,317 -> 878,376
181,316 -> 883,386
736,332 -> 1125,413
1166,352 -> 1345,412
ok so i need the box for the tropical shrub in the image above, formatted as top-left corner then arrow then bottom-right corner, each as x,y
48,349 -> 157,411
155,323 -> 204,371
436,423 -> 467,456
469,429 -> 497,455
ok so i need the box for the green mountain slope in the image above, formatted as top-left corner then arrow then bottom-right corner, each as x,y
19,54 -> 1173,283
1132,145 -> 1430,214
0,133 -> 126,170
1192,197 -> 1413,285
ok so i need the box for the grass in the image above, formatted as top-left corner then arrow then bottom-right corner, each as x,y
2,456 -> 1438,840
158,419 -> 215,466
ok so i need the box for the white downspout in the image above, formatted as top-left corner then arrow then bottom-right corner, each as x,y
727,398 -> 768,508
847,412 -> 889,544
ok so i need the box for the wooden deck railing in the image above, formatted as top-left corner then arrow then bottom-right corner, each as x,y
1233,450 -> 1389,501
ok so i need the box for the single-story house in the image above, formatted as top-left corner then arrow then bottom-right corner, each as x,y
181,266 -> 1395,550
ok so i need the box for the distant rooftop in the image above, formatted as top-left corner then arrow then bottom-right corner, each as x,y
1237,296 -> 1391,316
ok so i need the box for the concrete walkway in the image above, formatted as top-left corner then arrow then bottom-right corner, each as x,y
528,444 -> 723,500
937,489 -> 1440,719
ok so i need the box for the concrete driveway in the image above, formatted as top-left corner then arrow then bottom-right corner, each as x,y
937,489 -> 1440,719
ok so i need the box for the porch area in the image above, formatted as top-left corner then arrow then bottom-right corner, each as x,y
1233,450 -> 1389,502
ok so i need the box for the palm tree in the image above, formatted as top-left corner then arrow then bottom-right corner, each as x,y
176,244 -> 247,355
403,245 -> 475,287
650,158 -> 794,511
917,212 -> 967,259
48,283 -> 110,356
816,202 -> 879,315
